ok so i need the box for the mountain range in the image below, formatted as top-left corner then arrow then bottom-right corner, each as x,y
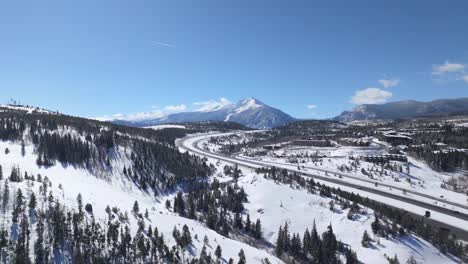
109,97 -> 468,129
113,98 -> 296,129
333,97 -> 468,122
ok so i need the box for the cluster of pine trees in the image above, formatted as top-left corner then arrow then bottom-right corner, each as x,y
170,179 -> 263,241
275,222 -> 358,264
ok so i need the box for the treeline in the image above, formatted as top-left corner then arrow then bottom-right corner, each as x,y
0,111 -> 214,194
408,144 -> 468,171
402,123 -> 468,171
408,124 -> 468,149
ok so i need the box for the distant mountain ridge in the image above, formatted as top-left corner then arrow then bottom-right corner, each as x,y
334,97 -> 468,122
113,98 -> 296,129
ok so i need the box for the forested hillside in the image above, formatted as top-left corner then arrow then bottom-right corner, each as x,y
0,106 -> 215,193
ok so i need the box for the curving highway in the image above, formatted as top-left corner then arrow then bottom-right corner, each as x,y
177,132 -> 468,240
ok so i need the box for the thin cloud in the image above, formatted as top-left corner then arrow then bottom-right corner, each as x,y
378,78 -> 400,88
164,104 -> 187,111
350,88 -> 392,104
431,61 -> 467,84
194,98 -> 231,112
151,41 -> 176,48
95,103 -> 186,122
307,104 -> 317,109
94,110 -> 167,122
432,61 -> 465,74
463,75 -> 468,84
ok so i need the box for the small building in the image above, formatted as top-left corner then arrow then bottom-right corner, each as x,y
290,139 -> 332,147
383,133 -> 412,146
263,144 -> 283,150
361,154 -> 408,163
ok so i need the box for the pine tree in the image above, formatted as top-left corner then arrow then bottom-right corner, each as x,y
181,224 -> 192,247
310,220 -> 321,261
9,166 -> 22,182
290,233 -> 302,258
245,214 -> 251,233
254,218 -> 262,239
77,193 -> 83,214
2,181 -> 9,213
12,189 -> 24,224
388,254 -> 400,264
371,213 -> 381,235
346,250 -> 358,264
188,194 -> 196,219
0,228 -> 8,253
174,192 -> 185,215
15,213 -> 31,264
133,200 -> 140,215
276,225 -> 284,256
35,218 -> 45,264
321,224 -> 338,264
215,245 -> 222,260
282,222 -> 291,253
361,230 -> 371,247
200,244 -> 208,261
21,139 -> 26,157
237,249 -> 246,264
406,256 -> 417,264
29,193 -> 37,211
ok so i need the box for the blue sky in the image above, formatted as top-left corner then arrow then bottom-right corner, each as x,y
1,1 -> 468,119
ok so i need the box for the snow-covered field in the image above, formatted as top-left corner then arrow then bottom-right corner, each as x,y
145,124 -> 187,130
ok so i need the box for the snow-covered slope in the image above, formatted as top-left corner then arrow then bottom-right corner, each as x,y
114,98 -> 296,129
0,137 -> 282,263
0,104 -> 58,115
238,172 -> 457,264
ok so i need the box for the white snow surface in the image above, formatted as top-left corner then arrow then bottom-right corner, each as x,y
0,140 -> 282,263
145,124 -> 187,130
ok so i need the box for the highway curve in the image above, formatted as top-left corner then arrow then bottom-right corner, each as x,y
177,132 -> 468,240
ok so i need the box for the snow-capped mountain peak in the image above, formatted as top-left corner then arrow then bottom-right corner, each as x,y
112,97 -> 295,129
232,97 -> 264,113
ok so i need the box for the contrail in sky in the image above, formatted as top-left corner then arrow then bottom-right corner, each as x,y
151,41 -> 176,48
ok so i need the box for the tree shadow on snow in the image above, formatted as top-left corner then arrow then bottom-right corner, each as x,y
395,235 -> 427,257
